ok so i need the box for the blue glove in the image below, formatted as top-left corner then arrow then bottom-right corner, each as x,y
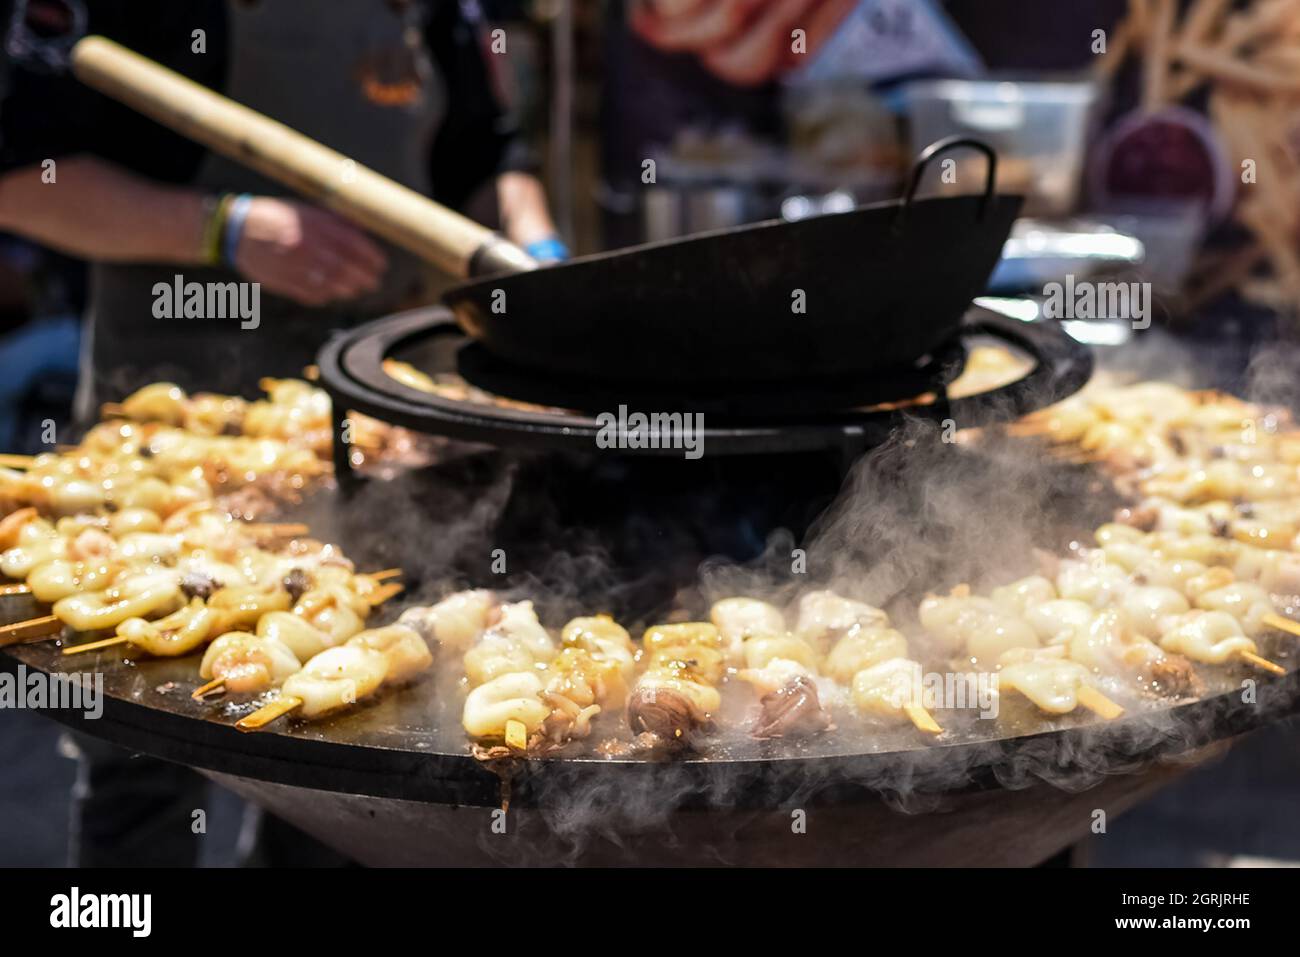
524,235 -> 571,263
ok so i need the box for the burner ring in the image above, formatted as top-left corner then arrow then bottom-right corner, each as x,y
318,305 -> 1092,464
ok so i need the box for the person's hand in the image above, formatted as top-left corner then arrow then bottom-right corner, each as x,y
631,0 -> 855,87
232,198 -> 388,307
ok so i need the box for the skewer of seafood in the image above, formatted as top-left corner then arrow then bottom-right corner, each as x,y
453,597 -> 636,753
626,621 -> 726,749
236,623 -> 433,730
710,596 -> 832,738
794,590 -> 942,734
191,578 -> 429,701
920,582 -> 1126,720
0,504 -> 399,663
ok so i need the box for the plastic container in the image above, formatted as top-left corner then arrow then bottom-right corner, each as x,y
899,78 -> 1102,216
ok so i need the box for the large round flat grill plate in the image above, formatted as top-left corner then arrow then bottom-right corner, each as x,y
2,630 -> 1296,809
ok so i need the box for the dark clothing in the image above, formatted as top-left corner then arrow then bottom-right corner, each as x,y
0,0 -> 539,410
0,0 -> 537,192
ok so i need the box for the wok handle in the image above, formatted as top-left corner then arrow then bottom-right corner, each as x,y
70,36 -> 536,279
899,136 -> 998,223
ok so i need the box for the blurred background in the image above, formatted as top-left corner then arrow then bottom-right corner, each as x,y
3,0 -> 1300,866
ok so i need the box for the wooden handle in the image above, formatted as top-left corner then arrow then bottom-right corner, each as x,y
70,35 -> 535,278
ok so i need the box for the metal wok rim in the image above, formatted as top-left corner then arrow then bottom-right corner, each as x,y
449,191 -> 1024,287
318,304 -> 1094,458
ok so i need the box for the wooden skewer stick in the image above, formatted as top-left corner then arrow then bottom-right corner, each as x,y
1175,42 -> 1300,93
1142,0 -> 1176,110
363,568 -> 402,582
1076,685 -> 1126,720
1262,613 -> 1300,639
191,677 -> 226,700
236,694 -> 302,731
99,402 -> 127,418
0,582 -> 32,596
0,454 -> 36,470
0,614 -> 62,646
1178,0 -> 1232,47
245,522 -> 310,538
61,635 -> 130,656
903,704 -> 944,735
504,718 -> 529,750
1240,650 -> 1286,676
367,582 -> 404,605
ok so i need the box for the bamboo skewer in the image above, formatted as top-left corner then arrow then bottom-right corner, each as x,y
0,614 -> 61,646
1076,685 -> 1127,720
504,718 -> 529,750
1262,613 -> 1300,639
903,703 -> 944,735
236,694 -> 302,731
1240,650 -> 1287,676
191,677 -> 226,699
367,582 -> 404,605
0,583 -> 32,596
363,568 -> 402,582
244,522 -> 310,538
61,635 -> 130,656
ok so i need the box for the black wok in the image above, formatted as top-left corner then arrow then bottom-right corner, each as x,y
450,138 -> 1021,384
71,38 -> 1017,387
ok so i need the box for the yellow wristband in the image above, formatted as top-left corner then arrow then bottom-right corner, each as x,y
200,193 -> 233,266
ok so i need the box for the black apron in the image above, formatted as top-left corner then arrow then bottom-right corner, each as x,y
77,0 -> 444,419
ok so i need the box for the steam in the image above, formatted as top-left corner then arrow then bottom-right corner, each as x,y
99,328 -> 1294,864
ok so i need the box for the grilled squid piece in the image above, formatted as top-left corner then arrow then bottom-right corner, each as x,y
1067,609 -> 1202,699
627,622 -> 724,748
463,671 -> 550,745
397,588 -> 497,652
462,600 -> 555,686
115,597 -> 221,656
822,622 -> 908,683
206,584 -> 293,630
1,517 -> 69,577
460,601 -> 563,748
997,647 -> 1124,719
558,615 -> 637,699
710,596 -> 785,664
199,630 -> 301,695
849,657 -> 941,734
26,559 -> 123,603
919,586 -> 1038,666
990,575 -> 1057,615
241,624 -> 432,727
278,645 -> 389,720
794,590 -> 889,654
1023,598 -> 1098,647
1116,584 -> 1190,639
1192,582 -> 1277,637
254,610 -> 335,661
52,573 -> 183,632
1158,610 -> 1273,671
346,624 -> 434,684
1055,557 -> 1131,609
